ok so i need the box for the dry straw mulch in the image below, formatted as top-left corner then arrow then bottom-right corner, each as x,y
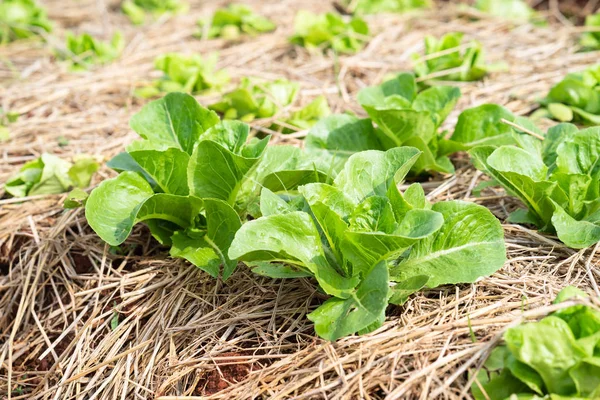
1,0 -> 600,399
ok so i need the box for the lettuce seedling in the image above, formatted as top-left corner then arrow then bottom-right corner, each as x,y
56,32 -> 123,71
5,154 -> 98,198
209,77 -> 300,122
340,0 -> 430,14
412,32 -> 488,85
121,0 -> 186,25
468,121 -> 600,249
472,286 -> 600,399
540,64 -> 600,125
208,77 -> 330,131
581,13 -> 600,51
0,0 -> 52,44
197,4 -> 275,39
229,147 -> 506,340
134,53 -> 229,99
289,11 -> 369,54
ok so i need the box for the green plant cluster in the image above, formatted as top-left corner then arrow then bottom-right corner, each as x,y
134,53 -> 230,98
56,32 -> 124,71
540,64 -> 600,125
208,77 -> 330,131
412,32 -> 489,84
85,93 -> 506,341
121,0 -> 187,25
290,11 -> 369,54
6,154 -> 98,198
472,286 -> 600,399
197,4 -> 275,39
0,0 -> 52,44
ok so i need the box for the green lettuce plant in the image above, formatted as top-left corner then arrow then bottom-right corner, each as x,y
134,53 -> 229,99
467,119 -> 600,249
412,32 -> 488,84
581,13 -> 600,51
85,92 -> 506,340
229,146 -> 506,340
304,72 -> 462,175
208,77 -> 330,131
472,286 -> 600,399
290,11 -> 369,54
0,0 -> 52,44
121,0 -> 186,25
5,154 -> 98,198
339,0 -> 430,14
56,32 -> 123,71
540,64 -> 600,125
197,4 -> 275,39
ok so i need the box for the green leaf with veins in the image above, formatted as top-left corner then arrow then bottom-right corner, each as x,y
307,260 -> 389,341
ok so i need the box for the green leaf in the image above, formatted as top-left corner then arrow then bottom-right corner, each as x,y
130,93 -> 220,154
229,211 -> 359,298
307,260 -> 389,341
412,86 -> 461,127
188,122 -> 268,203
170,199 -> 241,279
85,171 -> 202,246
127,142 -> 190,195
388,275 -> 429,305
342,208 -> 444,275
121,0 -> 186,25
68,156 -> 99,189
551,201 -> 600,249
504,316 -> 587,395
304,114 -> 384,174
63,188 -> 89,209
334,147 -> 421,203
474,0 -> 536,21
391,201 -> 506,287
250,262 -> 313,278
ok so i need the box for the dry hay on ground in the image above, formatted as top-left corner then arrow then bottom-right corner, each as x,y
1,0 -> 600,399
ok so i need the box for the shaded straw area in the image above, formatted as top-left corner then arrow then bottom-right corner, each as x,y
1,0 -> 600,398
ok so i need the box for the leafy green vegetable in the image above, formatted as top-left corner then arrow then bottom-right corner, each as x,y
135,53 -> 229,98
0,0 -> 52,44
540,64 -> 600,125
412,32 -> 488,84
56,32 -> 123,71
474,0 -> 536,21
5,154 -> 98,198
229,147 -> 505,340
85,93 -> 273,279
121,0 -> 186,25
340,0 -> 430,14
308,72 -> 461,175
469,121 -> 600,249
197,4 -> 275,39
208,77 -> 330,131
580,13 -> 600,51
290,11 -> 369,54
63,188 -> 89,209
472,286 -> 600,400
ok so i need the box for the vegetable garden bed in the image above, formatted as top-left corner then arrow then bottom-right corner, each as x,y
1,0 -> 600,399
